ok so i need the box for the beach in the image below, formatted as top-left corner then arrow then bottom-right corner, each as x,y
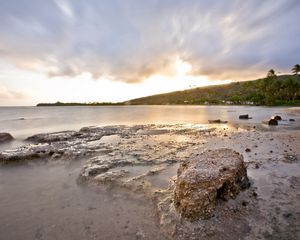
0,106 -> 300,239
1,1 -> 299,238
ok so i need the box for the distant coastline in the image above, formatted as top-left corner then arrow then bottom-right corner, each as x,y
37,74 -> 300,107
37,102 -> 124,107
36,102 -> 300,107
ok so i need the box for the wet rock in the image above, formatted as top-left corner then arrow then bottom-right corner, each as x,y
137,129 -> 169,135
0,151 -> 40,164
81,165 -> 110,177
0,132 -> 14,143
79,126 -> 98,132
94,170 -> 128,183
262,119 -> 278,126
208,119 -> 228,124
135,230 -> 146,239
51,153 -> 62,159
174,149 -> 249,220
269,119 -> 278,125
283,212 -> 293,219
245,148 -> 251,152
80,126 -> 109,135
272,115 -> 282,121
26,131 -> 77,143
239,114 -> 252,120
0,143 -> 53,164
283,154 -> 300,163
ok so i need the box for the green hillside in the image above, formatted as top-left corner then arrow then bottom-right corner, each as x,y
125,75 -> 300,106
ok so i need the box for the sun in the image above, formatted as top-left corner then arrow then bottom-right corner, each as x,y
175,57 -> 192,76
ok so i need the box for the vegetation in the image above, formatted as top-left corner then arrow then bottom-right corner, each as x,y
125,74 -> 300,106
37,102 -> 124,106
267,69 -> 276,78
292,64 -> 300,77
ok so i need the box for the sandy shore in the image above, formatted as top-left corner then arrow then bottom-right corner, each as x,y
0,121 -> 300,239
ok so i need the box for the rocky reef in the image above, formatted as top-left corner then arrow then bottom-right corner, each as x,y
0,126 -> 130,164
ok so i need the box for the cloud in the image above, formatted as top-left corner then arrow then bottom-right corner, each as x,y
0,0 -> 299,82
0,87 -> 28,101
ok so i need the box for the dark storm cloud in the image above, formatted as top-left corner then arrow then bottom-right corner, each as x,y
0,0 -> 299,82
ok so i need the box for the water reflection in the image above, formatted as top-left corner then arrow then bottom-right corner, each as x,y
0,106 -> 298,142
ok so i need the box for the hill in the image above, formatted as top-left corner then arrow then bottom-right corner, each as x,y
125,75 -> 300,106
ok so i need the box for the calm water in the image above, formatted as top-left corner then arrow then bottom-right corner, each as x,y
0,161 -> 166,240
0,105 -> 299,150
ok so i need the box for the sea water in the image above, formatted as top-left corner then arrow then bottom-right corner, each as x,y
0,105 -> 298,150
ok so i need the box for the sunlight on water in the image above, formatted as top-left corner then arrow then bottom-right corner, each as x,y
0,106 -> 298,145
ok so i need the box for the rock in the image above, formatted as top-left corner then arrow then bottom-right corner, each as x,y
239,114 -> 252,120
51,153 -> 61,159
26,131 -> 77,143
135,230 -> 145,240
208,119 -> 228,124
0,132 -> 14,143
289,119 -> 295,122
272,115 -> 282,121
262,119 -> 278,126
269,119 -> 278,125
80,126 -> 94,132
245,148 -> 251,152
94,170 -> 128,183
174,149 -> 249,220
0,151 -> 40,164
81,165 -> 109,177
283,212 -> 293,219
0,143 -> 53,164
138,129 -> 169,135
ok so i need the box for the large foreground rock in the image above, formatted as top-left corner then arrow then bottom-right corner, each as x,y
174,149 -> 249,221
0,133 -> 14,144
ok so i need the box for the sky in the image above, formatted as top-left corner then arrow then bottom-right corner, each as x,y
0,0 -> 299,106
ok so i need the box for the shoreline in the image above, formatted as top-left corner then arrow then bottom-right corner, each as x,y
35,104 -> 300,107
1,105 -> 299,153
0,123 -> 300,239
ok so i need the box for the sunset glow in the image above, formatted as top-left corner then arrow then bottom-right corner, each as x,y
0,1 -> 299,105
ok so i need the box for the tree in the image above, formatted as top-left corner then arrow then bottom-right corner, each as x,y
282,78 -> 300,100
267,69 -> 276,78
291,64 -> 300,77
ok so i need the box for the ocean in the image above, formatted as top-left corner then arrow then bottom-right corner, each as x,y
0,105 -> 298,150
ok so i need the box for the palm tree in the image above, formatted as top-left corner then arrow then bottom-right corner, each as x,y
267,69 -> 276,78
291,64 -> 300,77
